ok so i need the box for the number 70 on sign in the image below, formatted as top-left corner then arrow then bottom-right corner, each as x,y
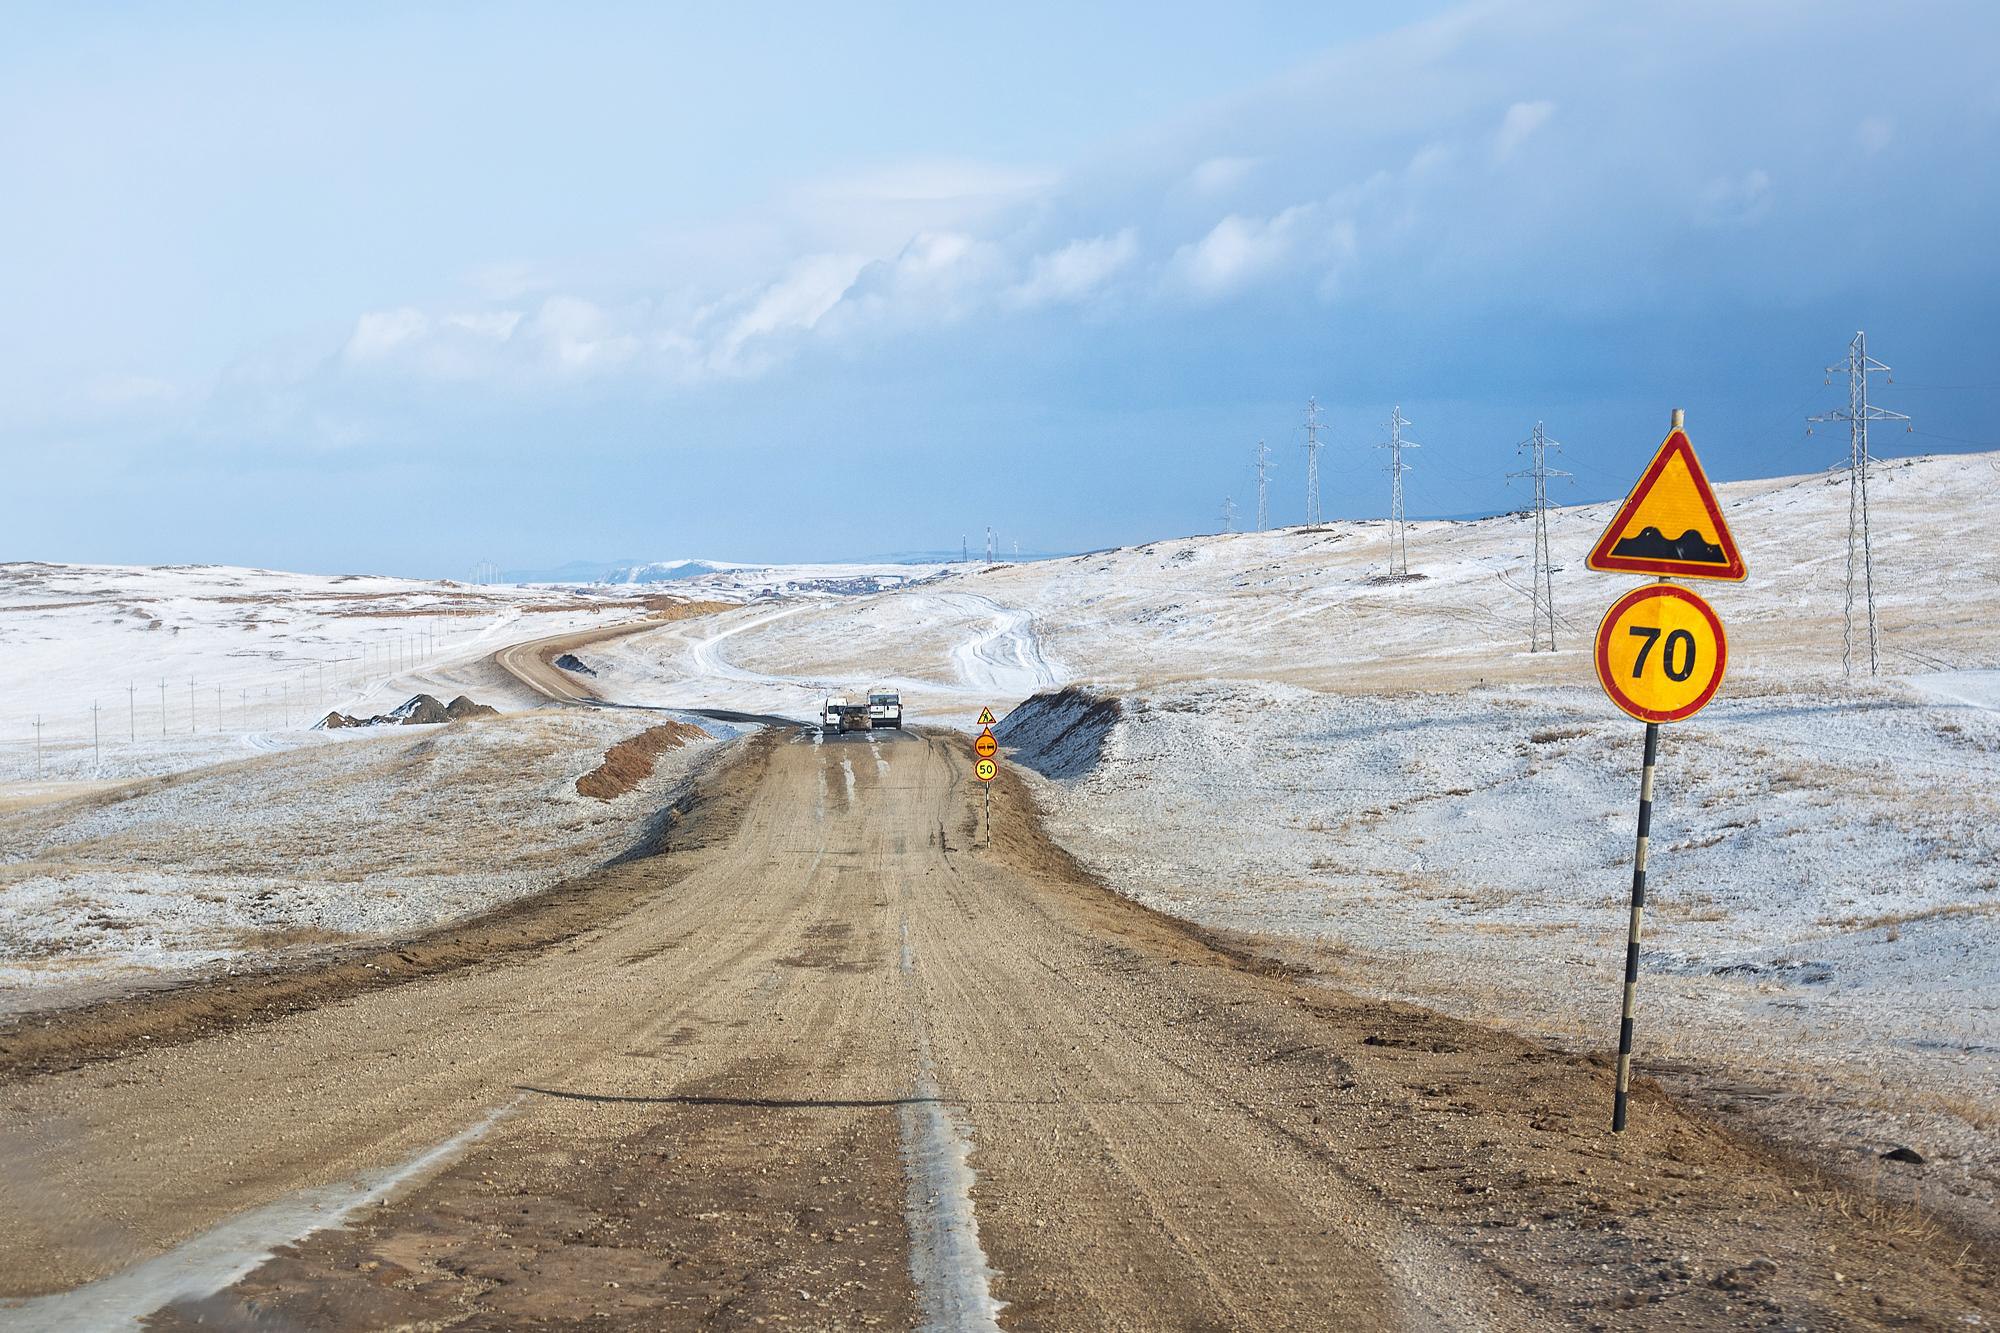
1593,583 -> 1728,724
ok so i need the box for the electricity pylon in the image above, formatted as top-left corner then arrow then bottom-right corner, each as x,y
1254,440 -> 1273,531
1507,421 -> 1570,652
1302,398 -> 1323,525
1378,406 -> 1419,576
1808,331 -> 1908,676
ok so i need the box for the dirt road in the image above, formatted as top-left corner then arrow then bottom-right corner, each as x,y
1,729 -> 1994,1329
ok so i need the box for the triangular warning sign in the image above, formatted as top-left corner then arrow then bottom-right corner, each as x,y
1586,428 -> 1746,581
976,707 -> 996,726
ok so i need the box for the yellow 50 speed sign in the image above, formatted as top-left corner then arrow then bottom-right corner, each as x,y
1594,582 -> 1727,724
975,758 -> 997,783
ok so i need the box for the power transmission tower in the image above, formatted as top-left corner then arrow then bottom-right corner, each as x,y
985,527 -> 995,564
1302,398 -> 1324,525
1507,422 -> 1571,652
1808,331 -> 1908,676
1220,496 -> 1238,533
1254,440 -> 1273,531
1378,406 -> 1420,576
961,534 -> 969,564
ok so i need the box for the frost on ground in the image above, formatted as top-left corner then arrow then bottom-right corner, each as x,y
0,710 -> 729,1007
0,561 -> 699,794
1001,678 -> 2000,1231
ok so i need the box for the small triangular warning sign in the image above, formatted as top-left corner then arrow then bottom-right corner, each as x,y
1587,428 -> 1746,581
976,706 -> 996,726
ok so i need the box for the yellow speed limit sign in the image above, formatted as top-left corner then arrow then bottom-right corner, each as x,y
974,758 -> 997,783
1594,582 -> 1727,723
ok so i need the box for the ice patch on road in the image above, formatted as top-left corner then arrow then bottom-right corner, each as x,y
898,1031 -> 1004,1333
0,1100 -> 518,1330
896,916 -> 1003,1331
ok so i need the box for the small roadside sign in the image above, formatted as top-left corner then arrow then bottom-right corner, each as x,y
975,758 -> 997,783
1586,425 -> 1746,581
1594,583 -> 1728,724
974,730 -> 998,759
976,706 -> 996,726
1594,409 -> 1744,1136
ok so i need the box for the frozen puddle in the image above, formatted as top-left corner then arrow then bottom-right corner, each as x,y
0,1101 -> 517,1331
896,918 -> 1004,1331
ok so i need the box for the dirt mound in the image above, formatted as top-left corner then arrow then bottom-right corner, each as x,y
577,720 -> 710,800
552,653 -> 596,676
994,687 -> 1122,781
391,694 -> 452,725
314,694 -> 499,730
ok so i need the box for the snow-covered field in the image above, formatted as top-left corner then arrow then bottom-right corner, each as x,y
0,709 -> 733,1006
0,562 -> 684,794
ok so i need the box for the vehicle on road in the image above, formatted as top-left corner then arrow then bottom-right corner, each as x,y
867,690 -> 903,730
821,694 -> 871,733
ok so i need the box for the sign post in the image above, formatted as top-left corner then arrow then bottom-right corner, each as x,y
974,710 -> 999,845
1587,409 -> 1742,1133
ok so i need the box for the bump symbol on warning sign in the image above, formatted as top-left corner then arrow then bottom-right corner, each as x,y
1586,426 -> 1746,581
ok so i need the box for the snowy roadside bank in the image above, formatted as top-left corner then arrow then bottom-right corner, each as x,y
0,710 -> 737,1009
998,680 -> 2000,1235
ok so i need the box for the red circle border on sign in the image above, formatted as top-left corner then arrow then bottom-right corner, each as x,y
1593,582 -> 1728,724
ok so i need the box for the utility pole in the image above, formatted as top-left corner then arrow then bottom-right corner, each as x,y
1507,422 -> 1571,652
33,716 -> 42,778
1220,496 -> 1238,534
1254,440 -> 1273,532
159,679 -> 167,738
92,702 -> 100,772
1302,397 -> 1324,526
188,679 -> 196,734
1808,331 -> 1909,676
127,682 -> 136,743
1378,406 -> 1420,577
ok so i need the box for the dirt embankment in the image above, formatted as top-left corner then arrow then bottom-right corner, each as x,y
575,720 -> 710,800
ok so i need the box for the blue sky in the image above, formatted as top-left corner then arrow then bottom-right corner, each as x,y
3,1 -> 1997,576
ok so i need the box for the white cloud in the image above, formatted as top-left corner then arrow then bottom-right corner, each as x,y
1185,156 -> 1260,195
1008,230 -> 1139,307
1165,206 -> 1316,301
711,252 -> 868,373
1493,99 -> 1556,162
342,307 -> 429,362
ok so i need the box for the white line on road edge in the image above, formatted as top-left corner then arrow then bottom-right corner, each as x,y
895,917 -> 1004,1332
0,1100 -> 520,1331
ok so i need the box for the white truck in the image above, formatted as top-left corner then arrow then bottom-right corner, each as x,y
821,695 -> 871,734
867,690 -> 903,730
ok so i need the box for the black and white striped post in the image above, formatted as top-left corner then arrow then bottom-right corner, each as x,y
1611,719 -> 1660,1133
